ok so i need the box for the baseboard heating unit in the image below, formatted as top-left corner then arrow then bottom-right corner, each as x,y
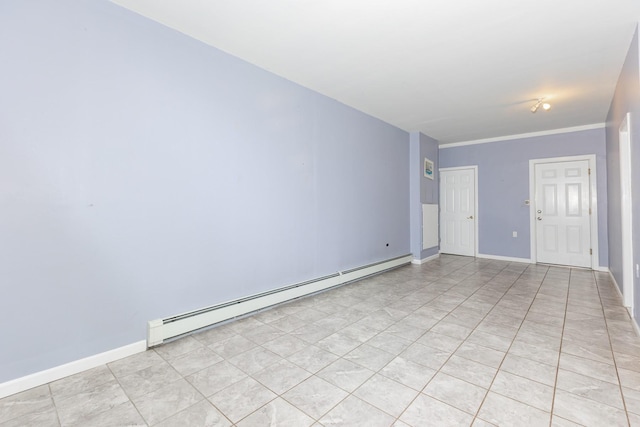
147,254 -> 412,347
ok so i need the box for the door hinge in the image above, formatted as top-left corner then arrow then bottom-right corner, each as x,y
590,249 -> 593,255
588,168 -> 591,175
589,208 -> 592,215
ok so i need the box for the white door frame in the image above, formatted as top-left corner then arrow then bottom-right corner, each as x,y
439,166 -> 479,257
529,154 -> 599,268
620,113 -> 634,312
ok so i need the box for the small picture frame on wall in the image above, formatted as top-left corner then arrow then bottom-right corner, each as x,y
424,158 -> 434,180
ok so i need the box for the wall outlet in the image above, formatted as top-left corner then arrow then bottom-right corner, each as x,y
512,231 -> 517,238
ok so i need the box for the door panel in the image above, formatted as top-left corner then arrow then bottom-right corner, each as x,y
440,168 -> 476,256
535,160 -> 591,267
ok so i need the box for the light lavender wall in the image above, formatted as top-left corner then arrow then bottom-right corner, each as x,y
439,129 -> 608,265
0,0 -> 409,382
605,25 -> 640,323
410,132 -> 440,260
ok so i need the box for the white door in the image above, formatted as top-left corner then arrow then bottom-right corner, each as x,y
440,168 -> 476,256
534,160 -> 591,268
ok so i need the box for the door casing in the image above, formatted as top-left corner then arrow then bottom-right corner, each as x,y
439,166 -> 478,257
529,154 -> 599,269
619,113 -> 634,313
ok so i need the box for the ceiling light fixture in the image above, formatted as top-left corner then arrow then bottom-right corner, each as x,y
531,98 -> 551,113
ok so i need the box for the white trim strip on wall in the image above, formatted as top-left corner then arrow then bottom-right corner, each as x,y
609,270 -> 640,337
0,340 -> 147,399
476,253 -> 533,264
412,253 -> 440,265
440,123 -> 605,149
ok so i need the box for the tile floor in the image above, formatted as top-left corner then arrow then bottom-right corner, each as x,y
2,255 -> 640,426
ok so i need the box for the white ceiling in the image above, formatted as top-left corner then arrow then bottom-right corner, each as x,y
111,0 -> 640,144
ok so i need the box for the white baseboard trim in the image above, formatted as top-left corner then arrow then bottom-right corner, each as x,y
594,266 -> 610,272
607,271 -> 640,337
632,315 -> 640,338
412,253 -> 440,265
0,340 -> 147,399
476,253 -> 533,263
609,270 -> 624,301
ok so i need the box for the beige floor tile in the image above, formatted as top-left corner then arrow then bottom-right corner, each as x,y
316,358 -> 374,393
165,346 -> 224,376
400,393 -> 473,427
343,343 -> 396,371
417,330 -> 464,352
478,391 -> 550,427
0,406 -> 60,427
500,353 -> 557,386
423,372 -> 487,415
118,362 -> 182,399
240,323 -> 287,345
131,378 -> 202,425
623,386 -> 640,415
208,377 -> 276,423
401,342 -> 452,370
252,359 -> 311,394
553,389 -> 628,426
0,385 -> 56,425
353,374 -> 418,417
283,376 -> 348,419
186,360 -> 248,397
237,398 -> 314,427
490,370 -> 554,412
380,356 -> 437,391
556,368 -> 624,409
228,346 -> 282,375
319,395 -> 395,427
440,355 -> 497,389
6,258 -> 640,427
155,336 -> 204,360
154,400 -> 231,427
50,365 -> 115,402
69,401 -> 144,427
208,334 -> 257,359
286,345 -> 339,373
107,350 -> 164,379
55,379 -> 129,426
453,341 -> 505,368
558,353 -> 619,384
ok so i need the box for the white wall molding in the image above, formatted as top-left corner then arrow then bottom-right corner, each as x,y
440,123 -> 605,149
412,253 -> 440,264
0,340 -> 147,399
476,253 -> 533,263
608,270 -> 640,337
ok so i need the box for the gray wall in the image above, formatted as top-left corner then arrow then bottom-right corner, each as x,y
606,25 -> 640,322
439,129 -> 608,265
410,132 -> 440,260
0,1 -> 410,382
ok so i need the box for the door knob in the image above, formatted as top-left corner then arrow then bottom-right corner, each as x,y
467,215 -> 474,219
537,217 -> 542,220
537,210 -> 542,214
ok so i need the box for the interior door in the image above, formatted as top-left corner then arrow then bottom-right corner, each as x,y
534,160 -> 591,268
440,168 -> 476,256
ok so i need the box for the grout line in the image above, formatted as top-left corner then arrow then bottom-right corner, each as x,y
547,266 -> 572,427
594,270 -> 633,427
470,263 -> 555,425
